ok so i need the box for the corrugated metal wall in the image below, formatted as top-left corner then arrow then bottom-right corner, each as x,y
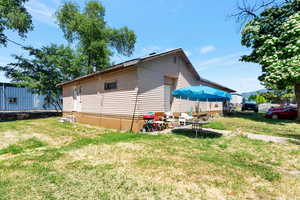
0,83 -> 60,111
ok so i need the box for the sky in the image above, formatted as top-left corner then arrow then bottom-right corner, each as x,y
0,0 -> 264,93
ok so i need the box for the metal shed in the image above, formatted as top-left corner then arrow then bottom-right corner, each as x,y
0,82 -> 60,111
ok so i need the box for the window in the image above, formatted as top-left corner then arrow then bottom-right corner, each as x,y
8,97 -> 17,104
104,81 -> 117,90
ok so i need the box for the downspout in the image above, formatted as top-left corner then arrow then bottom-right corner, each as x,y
130,66 -> 140,132
130,87 -> 139,132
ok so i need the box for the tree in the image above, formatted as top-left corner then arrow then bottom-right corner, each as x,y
258,90 -> 295,103
0,0 -> 33,45
248,94 -> 266,104
0,45 -> 85,110
56,0 -> 136,73
255,95 -> 266,104
232,0 -> 293,26
238,0 -> 300,119
248,94 -> 257,102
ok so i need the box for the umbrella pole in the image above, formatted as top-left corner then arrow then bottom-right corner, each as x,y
207,98 -> 209,116
180,96 -> 181,113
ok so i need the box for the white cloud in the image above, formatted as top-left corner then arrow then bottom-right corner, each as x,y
234,77 -> 264,93
25,0 -> 56,26
199,45 -> 216,54
191,51 -> 263,93
196,52 -> 244,70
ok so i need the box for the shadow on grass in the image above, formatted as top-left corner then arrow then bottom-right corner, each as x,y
225,112 -> 296,125
0,111 -> 62,123
289,139 -> 300,145
284,134 -> 300,141
172,128 -> 222,139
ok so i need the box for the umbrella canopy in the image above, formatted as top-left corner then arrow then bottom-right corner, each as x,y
172,85 -> 232,102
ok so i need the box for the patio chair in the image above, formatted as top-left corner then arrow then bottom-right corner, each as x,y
179,113 -> 194,126
165,112 -> 178,128
154,112 -> 167,130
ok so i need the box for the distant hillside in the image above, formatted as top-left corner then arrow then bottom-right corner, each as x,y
241,89 -> 268,99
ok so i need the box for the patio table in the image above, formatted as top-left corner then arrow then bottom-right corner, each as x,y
186,120 -> 209,137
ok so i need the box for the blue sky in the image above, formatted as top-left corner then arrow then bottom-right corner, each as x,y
0,0 -> 264,93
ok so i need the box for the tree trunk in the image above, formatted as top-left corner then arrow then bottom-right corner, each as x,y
294,84 -> 300,121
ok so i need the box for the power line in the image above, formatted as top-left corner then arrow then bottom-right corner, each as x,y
0,36 -> 28,49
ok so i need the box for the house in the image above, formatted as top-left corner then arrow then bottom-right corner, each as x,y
0,82 -> 59,111
58,48 -> 235,132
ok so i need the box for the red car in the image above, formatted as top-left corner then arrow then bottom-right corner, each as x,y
265,106 -> 297,120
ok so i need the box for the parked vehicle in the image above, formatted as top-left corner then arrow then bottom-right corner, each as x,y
242,102 -> 258,112
265,106 -> 297,120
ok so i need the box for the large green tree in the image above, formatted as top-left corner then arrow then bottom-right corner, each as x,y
0,0 -> 33,45
258,90 -> 295,103
239,0 -> 300,118
0,45 -> 85,110
56,0 -> 136,73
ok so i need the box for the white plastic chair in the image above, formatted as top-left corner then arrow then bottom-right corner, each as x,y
179,113 -> 194,126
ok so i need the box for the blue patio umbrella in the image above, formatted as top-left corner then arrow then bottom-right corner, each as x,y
172,85 -> 231,102
172,86 -> 232,136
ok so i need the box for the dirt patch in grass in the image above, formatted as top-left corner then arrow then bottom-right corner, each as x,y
55,142 -> 147,169
0,131 -> 73,150
0,131 -> 23,149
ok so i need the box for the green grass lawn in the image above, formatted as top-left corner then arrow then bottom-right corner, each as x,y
204,112 -> 300,140
0,117 -> 299,199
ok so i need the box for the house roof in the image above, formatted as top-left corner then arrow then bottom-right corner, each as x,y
0,82 -> 19,87
199,78 -> 236,93
57,48 -> 236,93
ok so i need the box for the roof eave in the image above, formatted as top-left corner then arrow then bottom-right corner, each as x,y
57,59 -> 140,87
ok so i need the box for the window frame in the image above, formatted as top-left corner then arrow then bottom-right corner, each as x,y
104,81 -> 118,90
8,97 -> 17,104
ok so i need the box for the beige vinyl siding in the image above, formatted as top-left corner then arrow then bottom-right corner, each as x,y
80,78 -> 101,113
174,59 -> 224,112
171,56 -> 199,113
62,67 -> 138,116
136,54 -> 180,114
62,85 -> 74,112
98,68 -> 138,115
137,54 -> 223,114
62,53 -> 225,116
137,53 -> 206,114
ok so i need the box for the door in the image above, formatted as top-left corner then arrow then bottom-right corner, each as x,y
73,86 -> 81,112
164,85 -> 172,112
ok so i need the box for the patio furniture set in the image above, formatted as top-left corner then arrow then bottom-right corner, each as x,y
142,112 -> 211,133
141,85 -> 232,135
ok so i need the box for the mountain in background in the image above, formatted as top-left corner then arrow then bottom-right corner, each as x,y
241,89 -> 268,99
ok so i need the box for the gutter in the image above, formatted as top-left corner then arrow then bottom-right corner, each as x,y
57,59 -> 140,87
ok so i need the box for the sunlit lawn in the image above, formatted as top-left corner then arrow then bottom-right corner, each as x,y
0,117 -> 299,199
204,112 -> 300,140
